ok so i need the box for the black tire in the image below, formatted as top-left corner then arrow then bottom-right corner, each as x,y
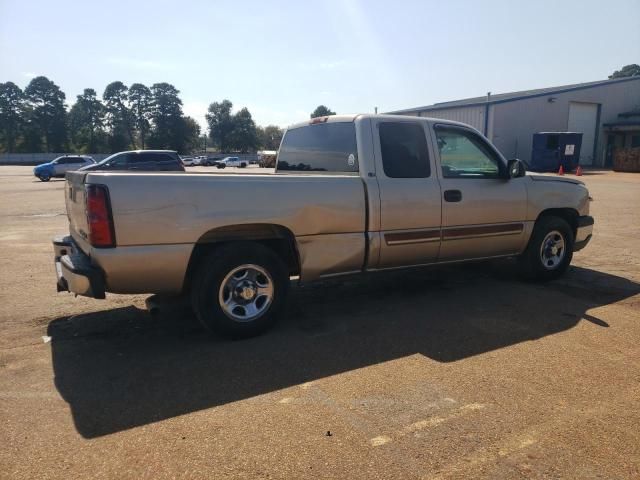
519,216 -> 574,281
217,164 -> 225,169
190,242 -> 289,338
39,174 -> 50,182
240,163 -> 247,168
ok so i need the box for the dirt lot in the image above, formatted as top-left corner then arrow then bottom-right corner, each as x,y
1,166 -> 639,479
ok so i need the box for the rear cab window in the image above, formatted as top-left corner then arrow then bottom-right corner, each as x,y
277,121 -> 358,173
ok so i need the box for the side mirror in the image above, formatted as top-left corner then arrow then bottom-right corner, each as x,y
507,159 -> 526,178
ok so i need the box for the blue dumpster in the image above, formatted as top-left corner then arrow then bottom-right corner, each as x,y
530,132 -> 583,172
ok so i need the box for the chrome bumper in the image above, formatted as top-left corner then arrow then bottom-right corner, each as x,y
574,216 -> 593,251
53,235 -> 106,299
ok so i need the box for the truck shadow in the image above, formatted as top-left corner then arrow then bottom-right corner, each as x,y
47,263 -> 639,438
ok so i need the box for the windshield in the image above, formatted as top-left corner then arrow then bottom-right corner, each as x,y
95,153 -> 121,165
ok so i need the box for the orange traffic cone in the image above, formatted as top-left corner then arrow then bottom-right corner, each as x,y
576,165 -> 583,176
558,165 -> 564,175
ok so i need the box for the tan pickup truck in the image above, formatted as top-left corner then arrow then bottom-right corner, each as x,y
54,114 -> 593,337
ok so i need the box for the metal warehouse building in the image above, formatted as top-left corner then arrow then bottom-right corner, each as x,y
389,76 -> 640,168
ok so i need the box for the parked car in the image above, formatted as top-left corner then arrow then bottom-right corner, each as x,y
53,114 -> 593,338
216,156 -> 247,168
33,155 -> 95,181
78,150 -> 185,172
181,156 -> 195,166
203,156 -> 222,166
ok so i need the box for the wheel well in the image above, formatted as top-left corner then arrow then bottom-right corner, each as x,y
536,208 -> 579,237
182,224 -> 300,293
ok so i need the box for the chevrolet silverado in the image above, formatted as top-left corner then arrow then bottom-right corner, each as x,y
53,114 -> 593,337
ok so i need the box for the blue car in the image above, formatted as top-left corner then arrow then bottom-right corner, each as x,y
33,155 -> 95,182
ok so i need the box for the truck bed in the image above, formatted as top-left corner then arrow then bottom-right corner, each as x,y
64,170 -> 368,287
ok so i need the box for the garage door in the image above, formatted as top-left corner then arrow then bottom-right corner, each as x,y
568,102 -> 599,166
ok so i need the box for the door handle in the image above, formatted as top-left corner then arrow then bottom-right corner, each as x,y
444,190 -> 462,202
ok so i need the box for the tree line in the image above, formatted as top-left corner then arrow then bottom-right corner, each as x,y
0,77 -> 295,154
204,102 -> 335,152
0,77 -> 202,154
205,100 -> 284,153
0,75 -> 340,154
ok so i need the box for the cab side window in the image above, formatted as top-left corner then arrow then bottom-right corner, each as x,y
435,127 -> 502,178
109,154 -> 128,166
379,122 -> 430,178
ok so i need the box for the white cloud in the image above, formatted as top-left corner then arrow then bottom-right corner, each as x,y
22,72 -> 38,78
182,100 -> 209,131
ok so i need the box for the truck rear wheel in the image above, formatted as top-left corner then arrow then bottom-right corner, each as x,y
191,242 -> 289,338
519,216 -> 574,281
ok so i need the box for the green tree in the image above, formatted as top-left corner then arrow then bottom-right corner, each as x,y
178,116 -> 201,153
103,81 -> 135,150
69,88 -> 105,152
230,107 -> 259,152
24,76 -> 67,152
0,82 -> 24,153
310,105 -> 336,118
206,99 -> 235,151
609,64 -> 640,79
128,83 -> 152,149
148,82 -> 184,150
258,125 -> 284,150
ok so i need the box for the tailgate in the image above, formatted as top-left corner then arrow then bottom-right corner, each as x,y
64,171 -> 90,246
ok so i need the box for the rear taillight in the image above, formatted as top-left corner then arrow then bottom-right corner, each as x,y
86,184 -> 115,248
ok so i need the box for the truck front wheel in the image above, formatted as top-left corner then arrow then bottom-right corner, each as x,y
191,242 -> 289,338
519,216 -> 574,281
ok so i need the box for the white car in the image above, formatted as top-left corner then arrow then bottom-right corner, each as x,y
216,156 -> 247,168
181,156 -> 195,166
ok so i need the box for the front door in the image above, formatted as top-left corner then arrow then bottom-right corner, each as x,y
605,133 -> 625,167
432,125 -> 527,261
373,120 -> 442,268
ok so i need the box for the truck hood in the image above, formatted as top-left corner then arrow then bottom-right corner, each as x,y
526,173 -> 585,186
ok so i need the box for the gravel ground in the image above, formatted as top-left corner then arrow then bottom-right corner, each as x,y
0,166 -> 639,479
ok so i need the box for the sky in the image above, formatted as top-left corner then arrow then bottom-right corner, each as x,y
1,0 -> 639,130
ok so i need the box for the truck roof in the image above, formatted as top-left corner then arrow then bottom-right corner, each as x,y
287,114 -> 479,133
118,149 -> 178,154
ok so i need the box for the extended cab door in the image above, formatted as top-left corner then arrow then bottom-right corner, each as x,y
372,118 -> 442,268
431,124 -> 527,261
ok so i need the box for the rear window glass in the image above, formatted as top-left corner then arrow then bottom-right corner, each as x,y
277,122 -> 358,173
130,153 -> 176,163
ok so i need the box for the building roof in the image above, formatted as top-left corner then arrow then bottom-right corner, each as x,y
388,76 -> 640,114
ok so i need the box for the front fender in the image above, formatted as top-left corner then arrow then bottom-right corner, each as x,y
525,176 -> 590,219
